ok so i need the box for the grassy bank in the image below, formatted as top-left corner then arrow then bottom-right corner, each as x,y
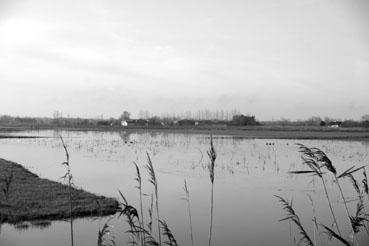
0,158 -> 119,224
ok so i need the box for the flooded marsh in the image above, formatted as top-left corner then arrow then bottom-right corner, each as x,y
1,130 -> 369,246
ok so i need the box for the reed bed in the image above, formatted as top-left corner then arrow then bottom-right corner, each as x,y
111,138 -> 369,246
280,143 -> 369,246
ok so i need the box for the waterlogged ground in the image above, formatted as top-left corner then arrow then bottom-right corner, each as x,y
1,130 -> 369,246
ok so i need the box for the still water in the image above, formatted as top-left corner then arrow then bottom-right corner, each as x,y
1,130 -> 369,246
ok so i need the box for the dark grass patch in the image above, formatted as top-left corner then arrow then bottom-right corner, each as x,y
0,135 -> 46,139
0,158 -> 119,224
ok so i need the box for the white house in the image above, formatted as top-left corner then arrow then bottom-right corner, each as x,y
121,120 -> 128,127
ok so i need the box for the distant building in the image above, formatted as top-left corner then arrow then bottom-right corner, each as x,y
121,120 -> 128,127
327,121 -> 342,128
178,119 -> 196,126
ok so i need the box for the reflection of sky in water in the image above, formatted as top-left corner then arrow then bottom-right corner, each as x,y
1,130 -> 369,246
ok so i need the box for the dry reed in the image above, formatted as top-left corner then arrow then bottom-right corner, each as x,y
207,136 -> 216,246
59,135 -> 74,246
146,152 -> 161,246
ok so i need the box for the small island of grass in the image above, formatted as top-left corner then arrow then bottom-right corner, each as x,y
0,158 -> 119,224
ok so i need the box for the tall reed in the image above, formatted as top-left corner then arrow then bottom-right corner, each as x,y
207,136 -> 217,246
363,167 -> 369,201
118,191 -> 142,245
336,167 -> 365,245
184,179 -> 194,246
291,144 -> 342,236
345,174 -> 368,240
134,162 -> 145,246
146,152 -> 161,246
59,135 -> 74,246
312,147 -> 364,245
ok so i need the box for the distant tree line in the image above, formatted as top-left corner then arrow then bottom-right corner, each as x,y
1,112 -> 369,128
138,109 -> 243,121
264,115 -> 369,128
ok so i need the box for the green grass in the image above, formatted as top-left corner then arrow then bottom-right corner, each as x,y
0,158 -> 119,224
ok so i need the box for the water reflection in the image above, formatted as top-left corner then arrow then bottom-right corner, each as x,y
13,221 -> 52,231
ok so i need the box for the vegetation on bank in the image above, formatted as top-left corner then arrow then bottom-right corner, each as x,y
1,112 -> 369,129
3,126 -> 369,142
0,158 -> 119,224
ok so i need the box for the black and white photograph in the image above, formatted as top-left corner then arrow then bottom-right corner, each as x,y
1,0 -> 369,245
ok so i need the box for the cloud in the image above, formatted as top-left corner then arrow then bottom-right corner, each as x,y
0,0 -> 369,120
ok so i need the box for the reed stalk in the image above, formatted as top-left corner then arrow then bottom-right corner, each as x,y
363,167 -> 369,202
134,162 -> 145,246
334,176 -> 359,246
320,178 -> 342,236
307,194 -> 320,246
292,144 -> 342,237
207,136 -> 217,246
329,163 -> 364,245
59,135 -> 74,246
146,152 -> 161,246
148,192 -> 154,234
184,179 -> 194,246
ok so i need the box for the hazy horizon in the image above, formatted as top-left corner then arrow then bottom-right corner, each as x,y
1,0 -> 368,121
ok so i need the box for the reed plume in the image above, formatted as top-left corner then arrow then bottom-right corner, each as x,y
207,136 -> 216,246
118,190 -> 160,246
118,190 -> 140,245
97,218 -> 116,246
345,174 -> 368,238
275,195 -> 314,246
159,220 -> 178,246
291,144 -> 342,236
320,224 -> 351,246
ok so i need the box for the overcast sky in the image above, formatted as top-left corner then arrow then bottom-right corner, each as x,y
0,0 -> 368,120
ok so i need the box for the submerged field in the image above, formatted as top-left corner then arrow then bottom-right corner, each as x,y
1,125 -> 369,141
0,130 -> 369,245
